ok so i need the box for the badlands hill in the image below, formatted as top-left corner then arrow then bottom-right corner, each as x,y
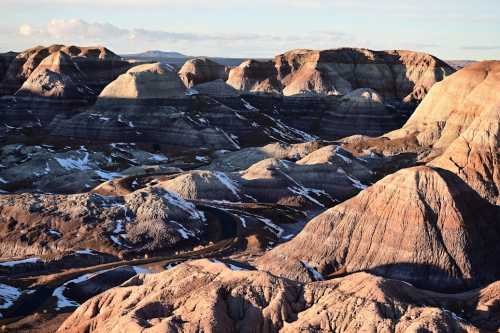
0,45 -> 130,95
0,44 -> 497,332
99,62 -> 186,99
57,259 -> 500,332
227,48 -> 454,103
258,61 -> 500,293
343,61 -> 500,205
178,57 -> 228,88
15,51 -> 93,99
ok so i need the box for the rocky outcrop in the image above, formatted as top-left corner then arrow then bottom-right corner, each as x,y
256,61 -> 500,292
0,45 -> 56,95
98,62 -> 186,99
0,187 -> 205,257
225,94 -> 407,141
274,48 -> 454,102
158,170 -> 242,202
206,141 -> 323,172
157,145 -> 373,207
0,45 -> 130,96
227,60 -> 282,94
315,88 -> 405,138
15,51 -> 94,99
372,61 -> 500,159
178,57 -> 228,88
430,100 -> 500,205
257,166 -> 500,291
60,45 -> 132,92
343,61 -> 500,162
56,259 -> 500,333
0,143 -> 172,194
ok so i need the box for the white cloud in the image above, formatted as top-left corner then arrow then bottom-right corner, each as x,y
16,19 -> 360,57
45,19 -> 128,40
18,24 -> 36,36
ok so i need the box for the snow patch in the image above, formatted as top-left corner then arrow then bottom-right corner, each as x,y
171,221 -> 196,239
335,146 -> 352,164
132,266 -> 151,274
301,261 -> 324,281
75,249 -> 97,256
0,257 -> 41,267
185,88 -> 199,96
241,98 -> 258,111
163,191 -> 204,220
0,283 -> 22,314
214,172 -> 240,198
95,170 -> 122,181
347,175 -> 367,190
52,268 -> 114,310
55,153 -> 90,170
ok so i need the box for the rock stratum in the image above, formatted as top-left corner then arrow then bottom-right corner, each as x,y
57,259 -> 500,333
0,44 -> 498,333
0,45 -> 130,96
257,61 -> 500,294
178,57 -> 228,88
228,48 -> 455,104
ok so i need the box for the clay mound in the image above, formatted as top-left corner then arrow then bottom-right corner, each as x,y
192,79 -> 239,97
0,44 -> 130,95
15,51 -> 93,99
297,145 -> 372,182
157,170 -> 241,201
178,57 -> 228,88
98,62 -> 186,99
340,88 -> 385,108
56,259 -> 499,333
257,166 -> 500,291
239,156 -> 368,205
206,141 -> 323,172
0,45 -> 54,95
226,59 -> 282,94
0,187 -> 205,257
342,61 -> 500,162
430,103 -> 500,205
275,48 -> 454,100
387,61 -> 500,157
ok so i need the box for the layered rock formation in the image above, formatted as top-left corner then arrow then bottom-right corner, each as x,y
315,88 -> 405,138
225,48 -> 453,103
98,62 -> 186,99
256,62 -> 500,293
342,61 -> 500,202
227,60 -> 282,94
352,61 -> 500,159
178,57 -> 228,88
430,104 -> 500,205
0,187 -> 206,257
257,166 -> 500,291
206,141 -> 323,172
15,51 -> 93,99
56,259 -> 500,333
0,45 -> 130,96
0,143 -> 171,194
157,145 -> 373,207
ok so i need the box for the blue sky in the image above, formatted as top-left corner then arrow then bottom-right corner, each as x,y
1,0 -> 499,59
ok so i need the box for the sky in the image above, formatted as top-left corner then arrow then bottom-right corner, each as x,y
1,0 -> 499,60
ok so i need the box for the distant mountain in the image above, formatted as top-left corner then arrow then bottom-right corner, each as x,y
123,50 -> 188,59
446,60 -> 477,70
